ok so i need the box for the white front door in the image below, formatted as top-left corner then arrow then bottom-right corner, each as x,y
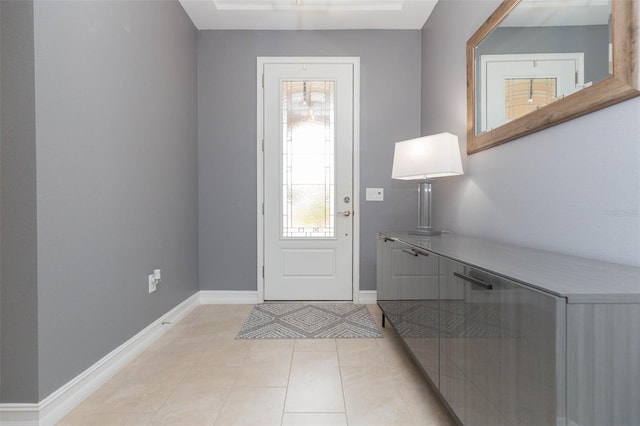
260,59 -> 357,301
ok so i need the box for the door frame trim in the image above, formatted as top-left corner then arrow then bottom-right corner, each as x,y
256,56 -> 361,303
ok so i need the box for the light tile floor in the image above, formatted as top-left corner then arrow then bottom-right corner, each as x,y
58,304 -> 456,426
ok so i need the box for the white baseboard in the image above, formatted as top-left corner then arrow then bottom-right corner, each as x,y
358,290 -> 377,304
198,290 -> 373,305
199,290 -> 258,304
0,404 -> 39,426
0,293 -> 200,426
0,289 -> 370,426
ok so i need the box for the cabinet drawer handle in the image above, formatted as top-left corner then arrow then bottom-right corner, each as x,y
383,237 -> 396,242
401,248 -> 419,257
401,248 -> 429,257
454,272 -> 493,290
413,248 -> 429,257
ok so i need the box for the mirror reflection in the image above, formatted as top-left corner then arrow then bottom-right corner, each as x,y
475,0 -> 612,135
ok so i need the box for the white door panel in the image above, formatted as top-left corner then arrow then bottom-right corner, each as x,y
282,250 -> 336,277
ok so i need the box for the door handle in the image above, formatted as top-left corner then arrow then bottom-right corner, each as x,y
337,211 -> 351,217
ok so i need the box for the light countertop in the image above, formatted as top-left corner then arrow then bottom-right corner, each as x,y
379,232 -> 640,304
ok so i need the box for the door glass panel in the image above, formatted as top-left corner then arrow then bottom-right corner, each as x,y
504,78 -> 557,121
282,80 -> 335,238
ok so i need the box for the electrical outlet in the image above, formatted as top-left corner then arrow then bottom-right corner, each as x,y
148,273 -> 158,293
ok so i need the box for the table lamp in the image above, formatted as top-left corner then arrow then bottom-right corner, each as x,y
391,132 -> 464,236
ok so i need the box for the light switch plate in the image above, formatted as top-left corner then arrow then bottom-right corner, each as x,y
366,187 -> 384,201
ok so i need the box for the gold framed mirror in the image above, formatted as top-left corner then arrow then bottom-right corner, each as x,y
467,0 -> 639,154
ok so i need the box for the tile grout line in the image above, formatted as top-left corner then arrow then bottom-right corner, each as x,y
280,344 -> 295,425
337,342 -> 351,426
332,335 -> 350,426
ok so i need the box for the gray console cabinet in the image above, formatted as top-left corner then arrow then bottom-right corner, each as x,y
377,232 -> 640,426
439,258 -> 565,426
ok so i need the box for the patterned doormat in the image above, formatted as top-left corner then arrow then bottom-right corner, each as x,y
236,303 -> 383,339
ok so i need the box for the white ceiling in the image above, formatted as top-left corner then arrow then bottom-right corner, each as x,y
178,0 -> 439,30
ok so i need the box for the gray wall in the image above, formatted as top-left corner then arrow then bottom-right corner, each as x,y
0,0 -> 39,403
0,0 -> 2,399
0,2 -> 2,385
33,0 -> 199,399
422,0 -> 640,267
0,0 -> 199,402
198,30 -> 421,292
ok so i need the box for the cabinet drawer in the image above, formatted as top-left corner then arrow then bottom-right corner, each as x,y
377,235 -> 440,388
377,236 -> 438,301
439,258 -> 566,426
